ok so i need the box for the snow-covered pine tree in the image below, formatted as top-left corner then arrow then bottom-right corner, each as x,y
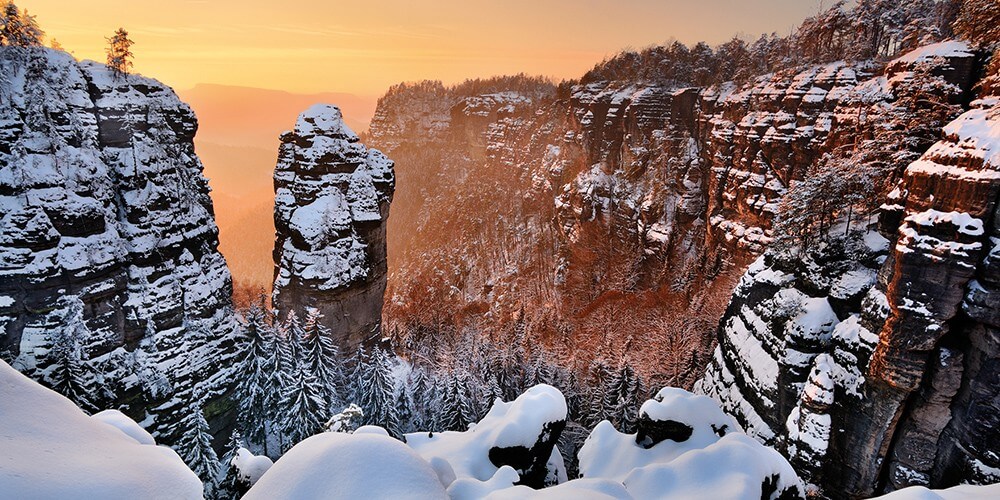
407,366 -> 433,430
301,308 -> 345,409
357,346 -> 400,437
481,372 -> 504,416
345,345 -> 366,405
438,374 -> 474,432
394,383 -> 415,434
281,310 -> 305,370
602,363 -> 644,433
0,1 -> 42,47
45,298 -> 105,413
235,302 -> 272,455
582,359 -> 612,428
214,430 -> 245,500
460,370 -> 486,422
279,361 -> 326,452
177,398 -> 220,495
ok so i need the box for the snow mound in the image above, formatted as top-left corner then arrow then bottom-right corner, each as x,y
406,384 -> 567,484
243,432 -> 446,500
232,447 -> 273,487
873,483 -> 1000,499
579,388 -> 740,481
450,466 -> 629,500
577,387 -> 803,499
0,361 -> 202,499
622,433 -> 802,500
91,409 -> 156,445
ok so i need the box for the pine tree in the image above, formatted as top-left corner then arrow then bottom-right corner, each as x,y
105,28 -> 134,80
0,2 -> 43,47
481,373 -> 504,416
215,430 -> 246,499
43,298 -> 107,413
583,359 -> 612,428
346,346 -> 366,405
439,375 -> 473,432
279,362 -> 326,451
357,347 -> 400,437
602,363 -> 643,433
177,399 -> 220,495
301,308 -> 345,409
235,301 -> 271,455
394,383 -> 415,434
407,366 -> 433,430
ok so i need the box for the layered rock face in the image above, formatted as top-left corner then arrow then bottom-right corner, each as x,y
0,48 -> 240,443
371,44 -> 978,382
696,80 -> 1000,498
271,104 -> 394,348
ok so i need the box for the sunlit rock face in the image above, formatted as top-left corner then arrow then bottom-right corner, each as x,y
0,47 -> 240,444
271,104 -> 394,348
697,44 -> 1000,498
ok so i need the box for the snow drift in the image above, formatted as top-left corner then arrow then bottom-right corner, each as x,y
0,360 -> 202,499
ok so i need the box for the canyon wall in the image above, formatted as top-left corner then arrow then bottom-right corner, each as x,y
0,47 -> 240,443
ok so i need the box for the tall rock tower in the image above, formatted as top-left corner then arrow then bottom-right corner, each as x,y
272,104 -> 395,348
0,47 -> 240,444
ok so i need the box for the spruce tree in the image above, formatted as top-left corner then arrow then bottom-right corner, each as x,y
439,375 -> 473,432
603,363 -> 643,433
279,362 -> 326,452
394,383 -> 415,434
105,28 -> 134,79
357,347 -> 400,437
235,302 -> 271,454
0,2 -> 42,47
45,299 -> 106,413
215,430 -> 246,499
301,308 -> 344,409
345,346 -> 366,405
177,399 -> 220,495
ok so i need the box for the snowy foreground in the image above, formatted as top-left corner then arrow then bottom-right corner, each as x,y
1,360 -> 998,499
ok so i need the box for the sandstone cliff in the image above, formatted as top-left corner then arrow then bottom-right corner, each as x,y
271,104 -> 394,348
370,43 -> 975,386
695,47 -> 1000,497
0,47 -> 240,444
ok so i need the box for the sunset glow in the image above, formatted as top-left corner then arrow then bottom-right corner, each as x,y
28,0 -> 821,96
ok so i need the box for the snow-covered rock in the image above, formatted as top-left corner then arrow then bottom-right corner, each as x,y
271,104 -> 394,349
407,384 -> 568,489
0,360 -> 202,499
443,385 -> 802,499
243,432 -> 447,500
0,46 -> 240,445
697,95 -> 1000,497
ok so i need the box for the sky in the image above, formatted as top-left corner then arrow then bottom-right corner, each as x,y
25,0 -> 823,97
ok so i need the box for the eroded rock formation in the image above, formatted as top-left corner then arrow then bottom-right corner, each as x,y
271,104 -> 394,348
0,47 -> 240,444
696,92 -> 1000,497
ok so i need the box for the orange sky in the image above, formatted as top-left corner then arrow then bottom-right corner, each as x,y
25,0 -> 822,97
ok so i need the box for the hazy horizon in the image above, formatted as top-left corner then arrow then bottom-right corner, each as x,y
27,0 -> 823,98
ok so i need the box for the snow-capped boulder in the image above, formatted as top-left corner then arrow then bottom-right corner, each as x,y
243,432 -> 446,500
0,46 -> 240,445
577,387 -> 803,499
0,361 -> 202,499
406,384 -> 568,489
271,104 -> 394,349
